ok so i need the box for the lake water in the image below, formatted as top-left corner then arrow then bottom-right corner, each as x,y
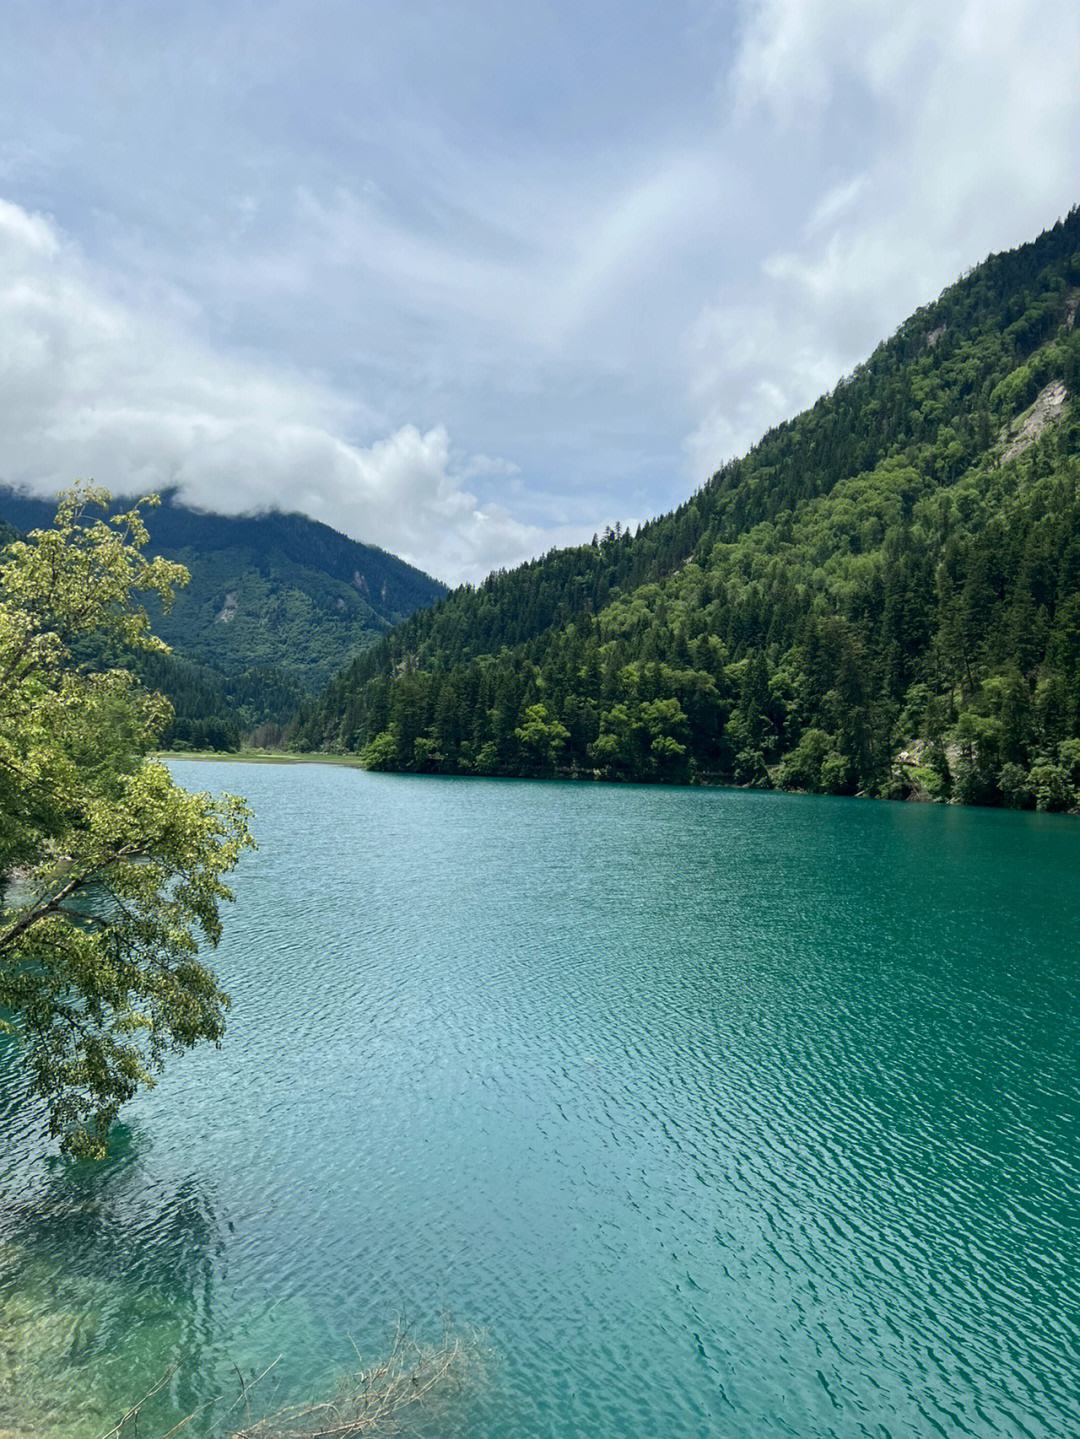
1,764 -> 1078,1438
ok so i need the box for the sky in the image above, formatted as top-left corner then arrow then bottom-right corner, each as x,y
0,1 -> 1078,584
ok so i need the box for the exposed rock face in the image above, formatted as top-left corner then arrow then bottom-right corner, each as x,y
215,589 -> 238,623
926,324 -> 947,348
1002,380 -> 1067,462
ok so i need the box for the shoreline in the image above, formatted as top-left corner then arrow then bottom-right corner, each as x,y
152,753 -> 1078,816
155,749 -> 366,767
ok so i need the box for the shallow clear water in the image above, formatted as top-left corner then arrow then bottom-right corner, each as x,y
2,764 -> 1079,1438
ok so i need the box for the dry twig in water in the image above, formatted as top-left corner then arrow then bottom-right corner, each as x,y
227,1323 -> 481,1439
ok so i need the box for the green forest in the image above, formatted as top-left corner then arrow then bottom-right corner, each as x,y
0,490 -> 446,752
293,209 -> 1080,811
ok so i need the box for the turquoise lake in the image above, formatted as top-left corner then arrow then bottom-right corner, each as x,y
1,762 -> 1078,1438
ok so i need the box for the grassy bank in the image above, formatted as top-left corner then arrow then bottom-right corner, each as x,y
155,749 -> 366,767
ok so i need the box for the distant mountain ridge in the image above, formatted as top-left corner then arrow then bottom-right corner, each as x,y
293,206 -> 1080,811
0,488 -> 447,748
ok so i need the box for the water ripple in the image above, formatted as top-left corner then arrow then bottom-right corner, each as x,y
1,768 -> 1078,1439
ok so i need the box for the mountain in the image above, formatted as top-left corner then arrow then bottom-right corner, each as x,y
0,489 -> 447,749
293,207 -> 1080,811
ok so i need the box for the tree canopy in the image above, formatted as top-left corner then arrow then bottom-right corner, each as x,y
0,487 -> 448,753
293,208 -> 1080,811
0,488 -> 253,1157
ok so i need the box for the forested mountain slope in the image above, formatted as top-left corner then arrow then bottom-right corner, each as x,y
0,490 -> 446,748
295,208 -> 1080,810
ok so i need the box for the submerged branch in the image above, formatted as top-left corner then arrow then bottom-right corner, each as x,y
229,1325 -> 481,1439
96,1325 -> 485,1439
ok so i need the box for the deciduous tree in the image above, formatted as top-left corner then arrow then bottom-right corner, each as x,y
0,488 -> 253,1157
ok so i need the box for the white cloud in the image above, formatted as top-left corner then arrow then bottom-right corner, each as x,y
1,3 -> 1078,568
687,0 -> 1080,474
0,198 -> 550,584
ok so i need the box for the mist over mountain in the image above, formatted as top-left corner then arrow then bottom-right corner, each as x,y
0,488 -> 446,749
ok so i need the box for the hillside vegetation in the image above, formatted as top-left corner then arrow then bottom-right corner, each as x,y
294,208 -> 1080,810
0,491 -> 446,749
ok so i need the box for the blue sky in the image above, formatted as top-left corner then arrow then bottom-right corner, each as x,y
1,0 -> 1078,582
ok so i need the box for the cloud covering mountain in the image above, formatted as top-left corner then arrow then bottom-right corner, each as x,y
0,0 -> 1077,582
